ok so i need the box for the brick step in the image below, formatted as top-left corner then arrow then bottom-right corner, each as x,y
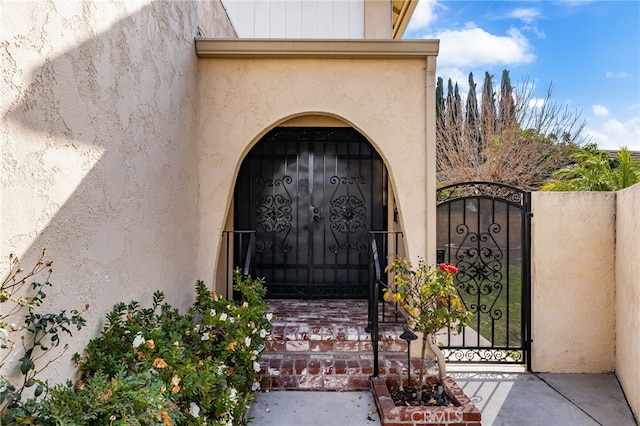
258,352 -> 438,391
263,325 -> 410,354
256,299 -> 432,391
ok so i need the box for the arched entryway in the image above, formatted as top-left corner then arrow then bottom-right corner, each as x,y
234,127 -> 387,299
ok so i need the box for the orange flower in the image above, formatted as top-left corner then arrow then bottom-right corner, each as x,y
226,341 -> 238,351
147,340 -> 155,349
160,411 -> 172,426
153,358 -> 168,368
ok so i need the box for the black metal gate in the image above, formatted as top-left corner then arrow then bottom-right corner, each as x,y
234,127 -> 387,299
436,181 -> 531,367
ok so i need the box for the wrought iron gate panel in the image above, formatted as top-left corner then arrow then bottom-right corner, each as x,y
235,127 -> 387,299
437,181 -> 531,367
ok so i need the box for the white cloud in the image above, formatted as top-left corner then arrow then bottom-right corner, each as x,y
436,67 -> 470,91
528,98 -> 546,109
405,0 -> 439,34
585,116 -> 640,150
605,71 -> 629,79
429,25 -> 536,68
507,7 -> 541,24
592,105 -> 610,117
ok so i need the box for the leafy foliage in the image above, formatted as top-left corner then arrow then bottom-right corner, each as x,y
1,250 -> 87,424
384,257 -> 471,397
38,371 -> 183,426
542,145 -> 640,191
384,257 -> 471,337
72,269 -> 272,426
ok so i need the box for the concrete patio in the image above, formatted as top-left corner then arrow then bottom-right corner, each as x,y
248,365 -> 637,425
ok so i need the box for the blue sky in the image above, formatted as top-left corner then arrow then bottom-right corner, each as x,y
404,0 -> 640,151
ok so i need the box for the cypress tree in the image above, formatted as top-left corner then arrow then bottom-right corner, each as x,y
499,69 -> 516,129
481,71 -> 496,139
436,77 -> 445,128
465,73 -> 481,152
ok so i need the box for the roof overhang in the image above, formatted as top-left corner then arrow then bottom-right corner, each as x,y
195,39 -> 439,59
392,0 -> 419,39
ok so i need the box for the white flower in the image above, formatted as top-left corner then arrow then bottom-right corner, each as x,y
210,309 -> 216,317
173,341 -> 180,347
244,336 -> 251,347
265,313 -> 273,321
219,313 -> 228,322
251,381 -> 261,391
216,363 -> 227,376
132,333 -> 145,349
229,388 -> 238,403
229,316 -> 235,324
201,332 -> 210,341
189,402 -> 200,418
253,361 -> 261,372
259,329 -> 267,338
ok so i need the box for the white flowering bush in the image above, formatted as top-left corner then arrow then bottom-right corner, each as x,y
57,269 -> 273,426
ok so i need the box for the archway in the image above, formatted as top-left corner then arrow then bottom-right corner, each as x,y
234,127 -> 387,299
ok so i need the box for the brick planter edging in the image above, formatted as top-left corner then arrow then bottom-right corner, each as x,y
371,376 -> 481,426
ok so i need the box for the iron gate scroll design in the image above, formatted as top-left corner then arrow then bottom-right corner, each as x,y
437,181 -> 531,367
255,175 -> 293,253
329,171 -> 367,254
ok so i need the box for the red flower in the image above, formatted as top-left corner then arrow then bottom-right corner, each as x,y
438,263 -> 459,274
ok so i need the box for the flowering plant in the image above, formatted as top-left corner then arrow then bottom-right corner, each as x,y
384,256 -> 471,395
1,250 -> 87,424
69,269 -> 272,425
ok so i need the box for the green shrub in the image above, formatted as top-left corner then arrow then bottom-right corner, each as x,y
72,270 -> 272,425
38,371 -> 183,426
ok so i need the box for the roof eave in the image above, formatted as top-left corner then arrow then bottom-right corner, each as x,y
195,38 -> 439,59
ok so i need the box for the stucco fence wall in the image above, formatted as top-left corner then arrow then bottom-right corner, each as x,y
531,185 -> 640,419
615,184 -> 640,420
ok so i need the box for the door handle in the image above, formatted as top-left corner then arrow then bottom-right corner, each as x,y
311,206 -> 323,222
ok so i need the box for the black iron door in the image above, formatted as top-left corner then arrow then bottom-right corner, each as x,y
436,182 -> 531,367
235,127 -> 387,299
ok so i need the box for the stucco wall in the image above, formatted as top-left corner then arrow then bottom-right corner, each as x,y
197,54 -> 435,288
530,192 -> 616,373
1,0 -> 234,382
615,183 -> 640,420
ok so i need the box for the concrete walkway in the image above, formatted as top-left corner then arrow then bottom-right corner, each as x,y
247,365 -> 637,425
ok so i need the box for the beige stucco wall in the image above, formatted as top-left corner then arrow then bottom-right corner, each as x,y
1,0 -> 234,382
615,183 -> 640,419
530,192 -> 616,373
197,51 -> 438,289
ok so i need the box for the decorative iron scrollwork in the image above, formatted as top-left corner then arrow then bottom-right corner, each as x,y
443,348 -> 523,363
455,223 -> 504,321
328,172 -> 367,253
437,181 -> 525,207
255,175 -> 293,253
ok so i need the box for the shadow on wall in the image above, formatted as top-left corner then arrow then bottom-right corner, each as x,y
2,2 -> 205,374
